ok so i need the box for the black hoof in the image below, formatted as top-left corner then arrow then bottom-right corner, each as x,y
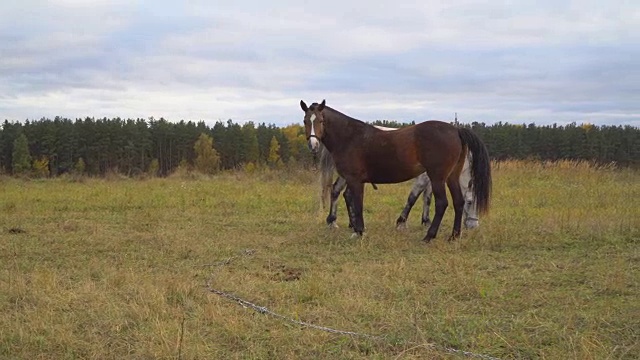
448,231 -> 461,242
422,236 -> 434,244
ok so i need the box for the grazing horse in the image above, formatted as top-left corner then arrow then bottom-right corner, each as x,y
317,140 -> 480,230
300,99 -> 491,242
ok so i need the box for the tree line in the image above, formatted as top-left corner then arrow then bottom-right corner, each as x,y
466,121 -> 639,166
1,117 -> 638,177
372,120 -> 639,167
0,117 -> 313,177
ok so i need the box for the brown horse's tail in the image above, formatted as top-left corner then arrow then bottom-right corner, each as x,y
458,128 -> 492,214
318,143 -> 335,209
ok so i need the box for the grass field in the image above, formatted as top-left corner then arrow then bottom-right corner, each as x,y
1,160 -> 638,359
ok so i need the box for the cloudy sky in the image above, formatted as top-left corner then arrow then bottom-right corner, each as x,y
1,1 -> 638,127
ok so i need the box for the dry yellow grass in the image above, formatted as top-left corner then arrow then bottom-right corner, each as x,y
0,160 -> 638,359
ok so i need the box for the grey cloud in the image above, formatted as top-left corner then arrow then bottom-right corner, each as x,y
0,1 -> 637,127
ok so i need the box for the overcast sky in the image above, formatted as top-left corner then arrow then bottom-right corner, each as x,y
1,1 -> 638,127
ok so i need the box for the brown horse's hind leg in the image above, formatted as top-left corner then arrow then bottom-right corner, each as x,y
447,177 -> 465,240
423,179 -> 448,243
447,148 -> 467,240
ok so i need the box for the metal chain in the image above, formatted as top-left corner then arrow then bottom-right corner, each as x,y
204,249 -> 502,360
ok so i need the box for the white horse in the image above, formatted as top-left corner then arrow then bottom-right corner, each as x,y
317,125 -> 480,230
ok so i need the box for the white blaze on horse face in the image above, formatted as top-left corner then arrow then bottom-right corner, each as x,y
308,114 -> 320,151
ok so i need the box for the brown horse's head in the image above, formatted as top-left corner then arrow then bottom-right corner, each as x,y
299,99 -> 326,153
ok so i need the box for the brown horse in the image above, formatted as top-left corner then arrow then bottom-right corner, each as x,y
300,99 -> 492,242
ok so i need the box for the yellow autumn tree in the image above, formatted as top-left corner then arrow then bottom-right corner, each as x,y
581,123 -> 593,133
281,124 -> 305,161
267,135 -> 283,168
194,133 -> 220,174
32,157 -> 50,178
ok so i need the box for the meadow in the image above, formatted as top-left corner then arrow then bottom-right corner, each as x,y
0,160 -> 638,359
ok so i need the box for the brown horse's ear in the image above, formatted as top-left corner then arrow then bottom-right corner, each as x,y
300,100 -> 308,112
318,99 -> 326,111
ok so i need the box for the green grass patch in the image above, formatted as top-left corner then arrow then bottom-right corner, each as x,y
1,161 -> 638,359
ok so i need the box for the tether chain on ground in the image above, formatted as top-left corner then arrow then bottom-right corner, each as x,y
204,249 -> 502,360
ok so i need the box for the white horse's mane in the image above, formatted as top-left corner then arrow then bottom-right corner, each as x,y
373,125 -> 398,132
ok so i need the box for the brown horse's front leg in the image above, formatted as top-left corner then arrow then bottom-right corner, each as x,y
342,186 -> 356,229
346,182 -> 365,236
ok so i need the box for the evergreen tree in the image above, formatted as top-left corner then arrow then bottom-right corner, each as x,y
1,121 -> 21,173
74,157 -> 86,175
148,158 -> 159,177
241,122 -> 260,165
12,133 -> 32,175
256,123 -> 278,164
226,120 -> 243,168
275,131 -> 290,164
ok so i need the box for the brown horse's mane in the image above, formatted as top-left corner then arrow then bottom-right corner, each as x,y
310,103 -> 381,137
310,103 -> 380,153
310,103 -> 372,128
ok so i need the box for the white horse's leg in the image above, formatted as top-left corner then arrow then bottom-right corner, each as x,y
395,173 -> 430,230
327,177 -> 347,228
420,175 -> 433,227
